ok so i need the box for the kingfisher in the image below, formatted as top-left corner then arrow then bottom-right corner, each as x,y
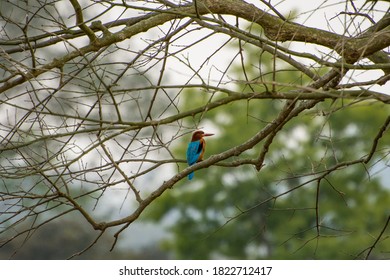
186,130 -> 214,180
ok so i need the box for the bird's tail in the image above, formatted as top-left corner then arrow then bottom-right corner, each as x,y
188,172 -> 194,180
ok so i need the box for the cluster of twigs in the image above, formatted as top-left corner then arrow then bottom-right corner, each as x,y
0,0 -> 389,258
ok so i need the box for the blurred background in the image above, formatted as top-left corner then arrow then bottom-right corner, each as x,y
1,0 -> 389,259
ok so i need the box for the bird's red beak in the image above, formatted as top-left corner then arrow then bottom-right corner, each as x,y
203,133 -> 214,137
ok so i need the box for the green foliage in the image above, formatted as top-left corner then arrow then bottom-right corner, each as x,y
145,38 -> 390,259
0,214 -> 168,260
153,101 -> 389,258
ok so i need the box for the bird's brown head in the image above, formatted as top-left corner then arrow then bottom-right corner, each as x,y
191,130 -> 214,141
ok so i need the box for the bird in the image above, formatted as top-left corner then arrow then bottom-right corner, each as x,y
186,130 -> 214,180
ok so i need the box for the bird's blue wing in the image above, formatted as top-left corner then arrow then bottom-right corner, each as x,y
186,140 -> 203,180
186,140 -> 201,166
